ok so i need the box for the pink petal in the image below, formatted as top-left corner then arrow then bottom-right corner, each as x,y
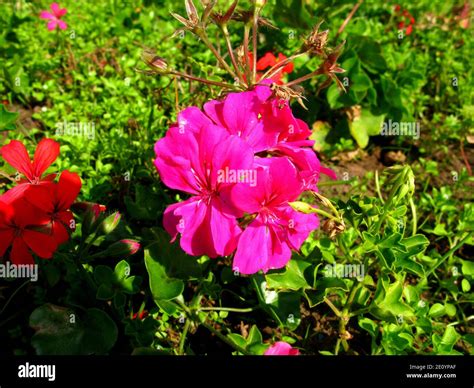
47,20 -> 58,31
264,342 -> 299,355
40,11 -> 54,20
58,20 -> 67,30
233,221 -> 269,275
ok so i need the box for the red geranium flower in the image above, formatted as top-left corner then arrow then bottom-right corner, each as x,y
0,197 -> 57,265
31,170 -> 82,245
249,52 -> 294,84
0,138 -> 60,202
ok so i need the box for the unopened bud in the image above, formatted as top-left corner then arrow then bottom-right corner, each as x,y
141,50 -> 169,74
100,239 -> 141,258
101,211 -> 121,234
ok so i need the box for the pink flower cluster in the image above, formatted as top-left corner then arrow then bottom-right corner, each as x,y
154,84 -> 335,275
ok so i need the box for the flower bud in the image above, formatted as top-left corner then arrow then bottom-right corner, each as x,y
141,50 -> 169,74
100,211 -> 121,234
101,239 -> 141,258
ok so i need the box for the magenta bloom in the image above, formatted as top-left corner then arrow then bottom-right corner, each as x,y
204,85 -> 336,190
231,157 -> 319,274
203,85 -> 279,152
264,342 -> 300,356
40,3 -> 67,31
154,108 -> 255,257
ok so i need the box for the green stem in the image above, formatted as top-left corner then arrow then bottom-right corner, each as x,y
243,24 -> 252,83
198,32 -> 237,79
174,299 -> 251,355
425,231 -> 473,278
200,321 -> 251,355
251,7 -> 259,83
375,170 -> 384,203
251,276 -> 283,325
409,197 -> 417,236
318,179 -> 355,187
0,280 -> 30,317
178,318 -> 191,355
171,71 -> 237,90
222,24 -> 244,84
197,307 -> 255,313
324,297 -> 342,317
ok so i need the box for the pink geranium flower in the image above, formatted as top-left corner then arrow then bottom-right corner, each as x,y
204,85 -> 336,190
203,85 -> 279,152
264,341 -> 300,355
231,157 -> 319,274
40,3 -> 68,31
154,109 -> 255,257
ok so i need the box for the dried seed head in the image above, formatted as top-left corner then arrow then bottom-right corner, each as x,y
304,21 -> 329,55
270,84 -> 307,108
233,11 -> 277,29
321,218 -> 346,239
211,0 -> 238,25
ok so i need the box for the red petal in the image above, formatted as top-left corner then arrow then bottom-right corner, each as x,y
1,140 -> 34,180
32,138 -> 60,178
0,200 -> 15,225
0,230 -> 14,256
406,24 -> 413,35
24,184 -> 55,213
13,198 -> 50,228
52,220 -> 70,245
10,238 -> 34,265
256,52 -> 277,71
56,170 -> 81,210
22,230 -> 57,259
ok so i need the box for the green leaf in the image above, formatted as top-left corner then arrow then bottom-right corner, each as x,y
147,227 -> 202,279
359,317 -> 378,338
305,277 -> 348,307
435,326 -> 461,354
0,104 -> 18,131
266,260 -> 313,291
121,276 -> 142,294
94,265 -> 115,285
461,260 -> 474,277
30,304 -> 117,355
227,333 -> 247,350
114,260 -> 131,281
96,284 -> 115,300
372,276 -> 414,321
113,292 -> 126,309
144,243 -> 184,302
461,278 -> 471,292
428,303 -> 445,318
246,325 -> 263,346
349,108 -> 385,148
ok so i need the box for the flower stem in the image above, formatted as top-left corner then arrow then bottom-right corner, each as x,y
170,71 -> 237,89
178,317 -> 191,355
198,32 -> 237,79
243,24 -> 252,83
251,8 -> 259,83
425,231 -> 473,278
261,52 -> 306,81
251,276 -> 283,325
222,24 -> 244,85
197,307 -> 255,313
